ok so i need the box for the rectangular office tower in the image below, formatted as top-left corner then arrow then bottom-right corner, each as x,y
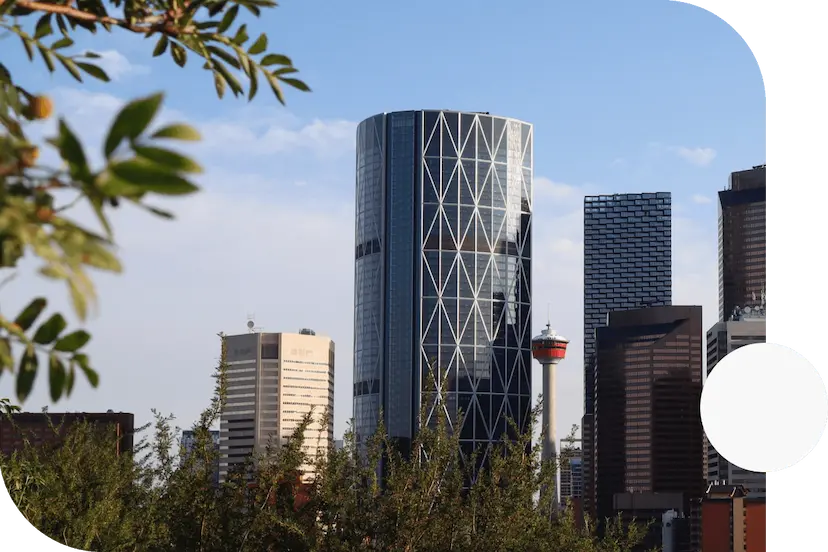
220,330 -> 335,482
582,192 -> 672,516
354,110 -> 533,468
718,165 -> 766,321
593,306 -> 703,552
706,311 -> 766,498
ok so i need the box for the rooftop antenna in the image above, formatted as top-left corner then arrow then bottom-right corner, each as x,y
547,302 -> 551,328
246,314 -> 263,333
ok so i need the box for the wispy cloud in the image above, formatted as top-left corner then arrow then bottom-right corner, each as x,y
93,50 -> 151,81
668,145 -> 717,167
692,194 -> 712,204
534,177 -> 602,202
42,88 -> 356,166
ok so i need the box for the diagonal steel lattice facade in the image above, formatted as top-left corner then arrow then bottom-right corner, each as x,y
353,110 -> 533,468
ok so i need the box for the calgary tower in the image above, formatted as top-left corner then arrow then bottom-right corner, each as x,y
531,323 -> 569,502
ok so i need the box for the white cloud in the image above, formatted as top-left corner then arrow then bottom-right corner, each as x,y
692,194 -> 713,204
33,88 -> 356,169
534,177 -> 602,203
668,145 -> 717,167
93,50 -> 151,81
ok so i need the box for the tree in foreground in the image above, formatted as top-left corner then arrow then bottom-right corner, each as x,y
0,0 -> 308,405
1,337 -> 652,552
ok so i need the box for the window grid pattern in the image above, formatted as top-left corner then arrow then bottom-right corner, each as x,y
353,110 -> 534,470
582,193 -> 671,516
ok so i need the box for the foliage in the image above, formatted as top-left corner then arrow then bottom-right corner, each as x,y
0,0 -> 308,403
0,338 -> 651,552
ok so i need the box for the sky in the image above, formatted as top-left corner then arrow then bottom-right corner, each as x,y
1,0 -> 765,443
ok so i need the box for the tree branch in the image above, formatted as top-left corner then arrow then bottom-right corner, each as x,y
4,0 -> 177,35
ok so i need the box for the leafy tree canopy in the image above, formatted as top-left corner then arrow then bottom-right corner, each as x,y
1,336 -> 651,552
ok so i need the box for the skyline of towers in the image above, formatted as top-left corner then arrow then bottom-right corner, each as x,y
581,192 -> 673,517
353,109 -> 534,468
705,164 -> 767,501
220,330 -> 335,482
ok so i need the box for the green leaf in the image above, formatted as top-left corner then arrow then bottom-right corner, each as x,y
48,355 -> 66,402
144,205 -> 175,219
39,265 -> 66,280
134,146 -> 203,173
14,298 -> 47,331
20,36 -> 34,61
207,0 -> 229,17
232,24 -> 249,45
97,176 -> 143,198
77,62 -> 110,82
265,72 -> 285,105
74,354 -> 98,388
281,77 -> 311,92
56,14 -> 69,37
171,42 -> 187,67
248,65 -> 259,100
80,242 -> 122,272
54,330 -> 91,353
39,46 -> 56,72
248,33 -> 268,55
110,160 -> 200,195
58,55 -> 83,82
68,280 -> 88,321
150,124 -> 201,141
261,54 -> 292,66
55,119 -> 89,180
206,46 -> 241,70
153,35 -> 169,57
51,36 -> 73,50
16,347 -> 38,402
218,4 -> 239,33
213,71 -> 226,99
83,51 -> 101,59
273,67 -> 299,76
66,364 -> 76,395
34,13 -> 53,40
33,314 -> 68,345
0,338 -> 12,370
212,60 -> 243,97
104,93 -> 164,158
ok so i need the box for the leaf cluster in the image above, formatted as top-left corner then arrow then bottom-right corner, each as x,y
1,337 -> 651,552
1,0 -> 308,402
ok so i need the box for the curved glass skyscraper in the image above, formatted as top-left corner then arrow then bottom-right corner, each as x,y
353,110 -> 533,466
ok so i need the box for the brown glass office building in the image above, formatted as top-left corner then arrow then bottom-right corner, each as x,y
0,411 -> 135,457
593,306 -> 703,552
718,165 -> 765,321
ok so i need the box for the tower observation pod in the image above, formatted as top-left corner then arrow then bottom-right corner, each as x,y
531,324 -> 569,484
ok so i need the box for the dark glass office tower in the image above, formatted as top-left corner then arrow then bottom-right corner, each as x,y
718,165 -> 766,322
582,193 -> 672,516
354,110 -> 533,468
593,306 -> 703,552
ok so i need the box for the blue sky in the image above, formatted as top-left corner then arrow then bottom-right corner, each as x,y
2,0 -> 764,442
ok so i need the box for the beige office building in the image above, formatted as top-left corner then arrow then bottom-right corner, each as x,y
219,329 -> 335,482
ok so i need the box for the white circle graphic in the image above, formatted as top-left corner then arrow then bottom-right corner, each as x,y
701,342 -> 828,472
